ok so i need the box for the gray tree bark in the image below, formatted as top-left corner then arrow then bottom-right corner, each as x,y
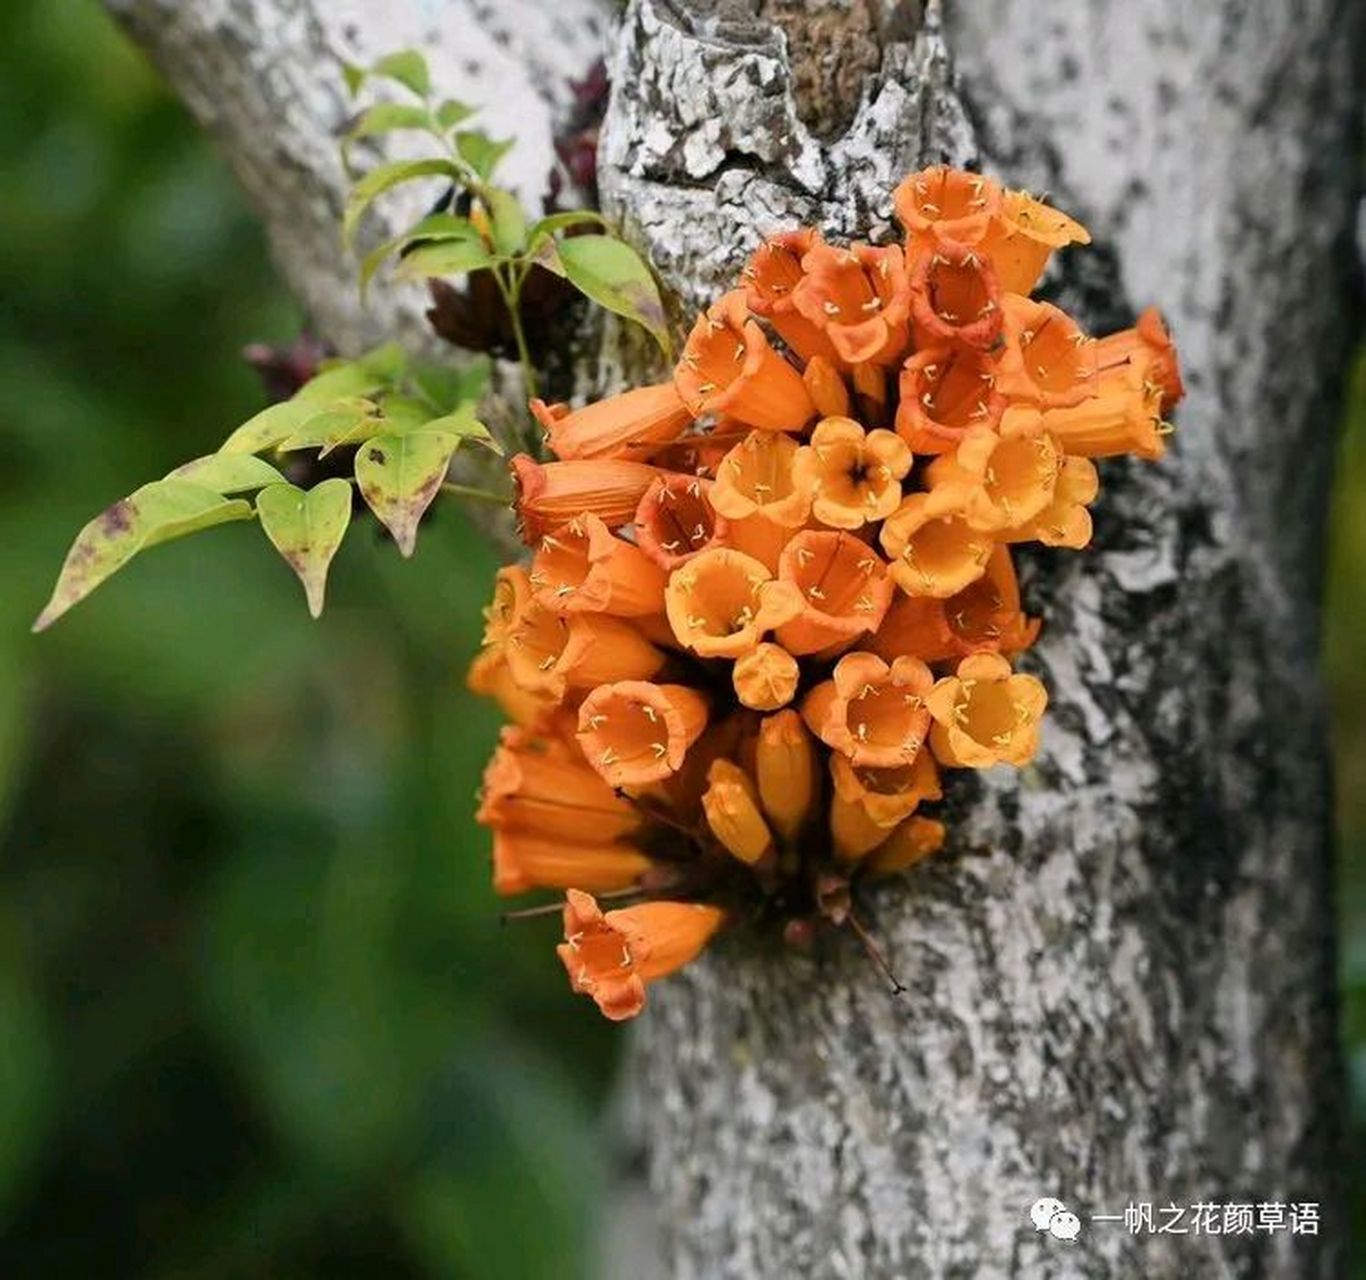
102,0 -> 1364,1276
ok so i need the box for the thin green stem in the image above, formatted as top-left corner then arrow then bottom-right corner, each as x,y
440,481 -> 512,506
493,263 -> 538,403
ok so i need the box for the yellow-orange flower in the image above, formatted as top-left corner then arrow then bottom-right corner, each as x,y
530,514 -> 666,616
674,290 -> 815,431
802,651 -> 933,768
511,455 -> 662,543
926,652 -> 1047,768
879,487 -> 994,599
665,546 -> 802,659
466,644 -> 552,725
576,681 -> 710,788
775,530 -> 893,656
702,759 -> 773,864
790,241 -> 913,366
909,240 -> 1003,351
558,889 -> 725,1021
732,642 -> 800,711
894,166 -> 1002,257
1041,349 -> 1168,460
829,748 -> 940,860
710,429 -> 813,568
506,604 -> 663,699
633,473 -> 729,572
864,815 -> 947,877
978,188 -> 1091,295
896,345 -> 1005,454
743,229 -> 844,365
872,544 -> 1039,663
1001,454 -> 1099,548
1093,305 -> 1184,413
996,296 -> 1097,409
533,382 -> 693,461
926,421 -> 1065,534
792,416 -> 912,530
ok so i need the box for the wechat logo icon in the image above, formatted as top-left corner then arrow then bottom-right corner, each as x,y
1030,1197 -> 1081,1243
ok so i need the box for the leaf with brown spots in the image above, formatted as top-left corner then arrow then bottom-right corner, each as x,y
255,480 -> 353,618
33,479 -> 254,631
354,429 -> 459,557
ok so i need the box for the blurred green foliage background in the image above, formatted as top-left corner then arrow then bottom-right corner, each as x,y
0,1 -> 1361,1276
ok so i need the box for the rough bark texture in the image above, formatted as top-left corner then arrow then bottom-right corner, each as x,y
600,1 -> 1362,1277
101,0 -> 1364,1275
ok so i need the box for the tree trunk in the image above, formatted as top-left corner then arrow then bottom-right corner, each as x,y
103,0 -> 1364,1276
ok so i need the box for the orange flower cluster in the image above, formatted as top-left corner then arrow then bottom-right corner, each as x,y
470,165 -> 1183,1020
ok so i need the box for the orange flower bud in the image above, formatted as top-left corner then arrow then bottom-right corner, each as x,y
879,487 -> 995,599
792,416 -> 912,530
576,681 -> 710,788
702,759 -> 774,864
633,474 -> 729,572
665,547 -> 802,659
775,530 -> 894,656
909,240 -> 1003,351
872,544 -> 1039,663
791,241 -> 912,366
1001,454 -> 1099,548
926,651 -> 1047,768
755,709 -> 818,841
802,651 -> 933,768
926,421 -> 1065,533
558,889 -> 725,1020
530,515 -> 666,616
996,296 -> 1097,409
732,642 -> 800,710
711,429 -> 814,568
506,605 -> 664,700
894,166 -> 1002,256
743,230 -> 844,365
674,290 -> 814,431
493,831 -> 651,896
511,454 -> 662,543
803,355 -> 853,418
978,189 -> 1091,295
863,815 -> 947,878
896,345 -> 1006,454
531,381 -> 693,461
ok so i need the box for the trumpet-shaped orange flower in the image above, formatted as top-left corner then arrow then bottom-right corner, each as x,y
466,644 -> 553,725
872,544 -> 1039,663
802,651 -> 933,768
674,290 -> 814,431
909,240 -> 1003,351
511,454 -> 662,543
558,889 -> 725,1020
633,474 -> 729,572
481,564 -> 534,650
894,166 -> 1002,256
530,515 -> 666,616
775,530 -> 894,655
755,709 -> 818,841
1002,454 -> 1099,548
791,241 -> 913,366
576,681 -> 710,788
743,230 -> 844,366
1041,350 -> 1168,460
926,422 -> 1064,533
702,759 -> 774,864
829,748 -> 940,860
665,546 -> 802,659
532,382 -> 693,461
506,604 -> 663,700
710,429 -> 813,568
926,652 -> 1047,768
792,416 -> 912,530
1094,306 -> 1185,413
996,296 -> 1097,409
864,815 -> 947,877
879,487 -> 994,599
895,345 -> 1005,454
978,189 -> 1091,295
732,642 -> 800,711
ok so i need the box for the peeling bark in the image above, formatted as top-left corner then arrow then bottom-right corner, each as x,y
599,1 -> 1362,1276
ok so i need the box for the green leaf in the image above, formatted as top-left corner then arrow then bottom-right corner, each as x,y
169,453 -> 287,494
295,343 -> 405,403
341,61 -> 366,96
381,396 -> 440,434
219,399 -> 330,455
480,187 -> 525,256
359,213 -> 482,293
420,411 -> 502,455
354,431 -> 459,557
434,99 -> 476,130
33,480 -> 254,631
556,234 -> 672,356
371,50 -> 431,98
409,356 -> 490,414
526,210 -> 610,246
454,131 -> 513,181
255,480 -> 353,618
344,102 -> 435,156
343,158 -> 462,244
278,398 -> 381,454
392,238 -> 496,281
